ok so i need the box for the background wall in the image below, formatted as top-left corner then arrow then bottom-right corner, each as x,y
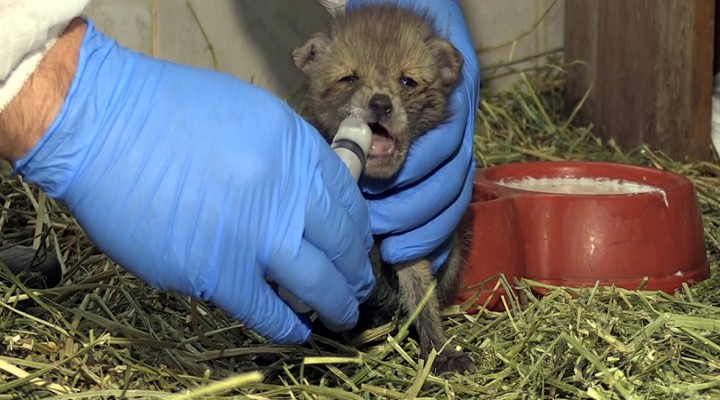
83,0 -> 564,97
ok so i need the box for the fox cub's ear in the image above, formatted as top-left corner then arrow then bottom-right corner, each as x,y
292,32 -> 331,75
429,38 -> 464,95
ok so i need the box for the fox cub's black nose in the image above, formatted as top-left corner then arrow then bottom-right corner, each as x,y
369,94 -> 393,118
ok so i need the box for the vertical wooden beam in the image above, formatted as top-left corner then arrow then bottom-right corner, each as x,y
564,0 -> 715,162
714,0 -> 720,76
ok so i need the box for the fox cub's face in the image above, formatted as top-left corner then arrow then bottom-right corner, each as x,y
292,5 -> 463,179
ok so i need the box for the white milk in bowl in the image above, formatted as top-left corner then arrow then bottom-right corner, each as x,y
496,177 -> 668,206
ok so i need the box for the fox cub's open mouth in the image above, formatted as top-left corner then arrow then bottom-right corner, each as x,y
368,122 -> 395,157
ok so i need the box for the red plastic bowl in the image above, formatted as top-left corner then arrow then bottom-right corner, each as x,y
454,184 -> 524,312
453,161 -> 709,310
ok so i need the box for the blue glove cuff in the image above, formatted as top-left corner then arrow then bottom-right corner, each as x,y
13,19 -> 109,199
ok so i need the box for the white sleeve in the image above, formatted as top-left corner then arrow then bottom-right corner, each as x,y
316,0 -> 346,17
0,0 -> 91,112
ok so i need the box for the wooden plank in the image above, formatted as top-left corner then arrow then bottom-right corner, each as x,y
564,0 -> 598,125
564,0 -> 715,162
692,0 -> 716,159
714,0 -> 720,75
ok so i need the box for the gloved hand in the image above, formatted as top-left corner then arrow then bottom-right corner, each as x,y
12,20 -> 375,344
346,0 -> 481,272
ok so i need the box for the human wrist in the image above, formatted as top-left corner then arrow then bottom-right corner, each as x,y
0,18 -> 86,163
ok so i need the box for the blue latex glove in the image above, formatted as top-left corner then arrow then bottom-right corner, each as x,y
12,20 -> 375,344
347,0 -> 481,272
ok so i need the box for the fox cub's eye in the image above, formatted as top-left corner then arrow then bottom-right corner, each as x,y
339,74 -> 358,83
400,76 -> 418,88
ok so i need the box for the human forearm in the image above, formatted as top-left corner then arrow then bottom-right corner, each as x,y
0,18 -> 85,163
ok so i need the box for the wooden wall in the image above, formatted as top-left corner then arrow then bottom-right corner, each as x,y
564,0 -> 716,162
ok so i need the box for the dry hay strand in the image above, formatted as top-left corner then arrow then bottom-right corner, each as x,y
2,57 -> 720,399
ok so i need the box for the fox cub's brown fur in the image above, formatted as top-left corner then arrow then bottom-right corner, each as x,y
292,4 -> 475,375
